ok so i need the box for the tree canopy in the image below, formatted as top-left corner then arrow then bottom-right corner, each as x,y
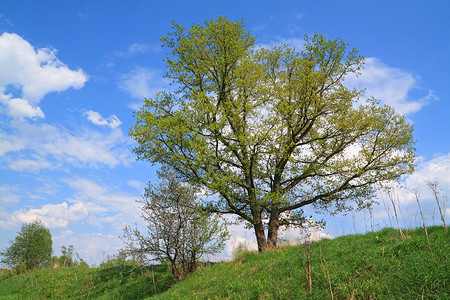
129,16 -> 416,251
1,219 -> 52,271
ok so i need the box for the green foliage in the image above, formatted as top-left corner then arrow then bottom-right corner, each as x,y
154,226 -> 448,299
49,245 -> 89,268
59,245 -> 75,267
0,220 -> 52,271
130,16 -> 416,251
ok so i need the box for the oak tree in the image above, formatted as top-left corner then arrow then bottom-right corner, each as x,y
130,17 -> 416,251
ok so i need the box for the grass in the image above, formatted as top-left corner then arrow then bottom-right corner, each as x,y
0,263 -> 174,299
0,226 -> 447,299
153,226 -> 448,299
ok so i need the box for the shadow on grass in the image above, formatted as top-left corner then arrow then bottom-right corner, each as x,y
90,264 -> 175,299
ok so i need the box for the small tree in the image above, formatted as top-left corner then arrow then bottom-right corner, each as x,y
59,244 -> 75,267
427,180 -> 447,232
1,219 -> 52,271
49,244 -> 89,268
122,168 -> 229,280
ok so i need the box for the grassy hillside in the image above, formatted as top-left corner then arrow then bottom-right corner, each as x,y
0,226 -> 448,299
0,263 -> 174,299
154,226 -> 448,299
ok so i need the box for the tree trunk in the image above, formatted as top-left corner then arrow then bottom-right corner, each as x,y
170,260 -> 182,281
254,221 -> 268,252
267,210 -> 280,248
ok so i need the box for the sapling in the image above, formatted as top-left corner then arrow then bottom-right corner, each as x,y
381,194 -> 394,228
427,181 -> 447,232
302,241 -> 312,294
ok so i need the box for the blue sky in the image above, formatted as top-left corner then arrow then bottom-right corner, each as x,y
1,0 -> 449,265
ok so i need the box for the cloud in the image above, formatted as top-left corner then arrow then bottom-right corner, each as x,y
85,110 -> 122,129
0,32 -> 88,119
0,130 -> 26,156
113,43 -> 154,57
0,185 -> 21,205
64,178 -> 141,227
127,180 -> 144,191
9,157 -> 53,172
346,57 -> 436,115
119,67 -> 172,101
5,97 -> 45,119
0,13 -> 13,27
226,235 -> 258,257
383,153 -> 450,207
0,34 -> 130,172
404,154 -> 450,188
257,37 -> 305,51
365,153 -> 450,230
1,177 -> 141,233
14,202 -> 89,228
0,120 -> 133,169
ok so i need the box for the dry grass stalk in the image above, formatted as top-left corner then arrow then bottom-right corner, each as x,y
352,212 -> 357,235
319,245 -> 334,300
369,207 -> 374,232
412,188 -> 432,253
381,194 -> 393,228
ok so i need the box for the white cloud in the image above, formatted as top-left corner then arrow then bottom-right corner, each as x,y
381,153 -> 450,207
13,202 -> 89,228
119,67 -> 172,101
0,13 -> 13,27
346,57 -> 436,115
6,97 -> 45,119
257,37 -> 305,50
0,120 -> 133,169
127,179 -> 144,191
404,153 -> 450,188
366,153 -> 450,230
0,32 -> 88,119
9,157 -> 53,172
0,185 -> 21,204
113,43 -> 153,57
226,235 -> 258,257
85,110 -> 122,129
64,178 -> 141,227
0,131 -> 26,156
0,177 -> 141,232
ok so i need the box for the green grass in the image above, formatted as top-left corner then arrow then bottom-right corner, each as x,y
153,226 -> 448,299
0,226 -> 448,299
0,263 -> 174,299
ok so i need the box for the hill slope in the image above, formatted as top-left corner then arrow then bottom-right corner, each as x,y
0,264 -> 174,299
153,226 -> 448,299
